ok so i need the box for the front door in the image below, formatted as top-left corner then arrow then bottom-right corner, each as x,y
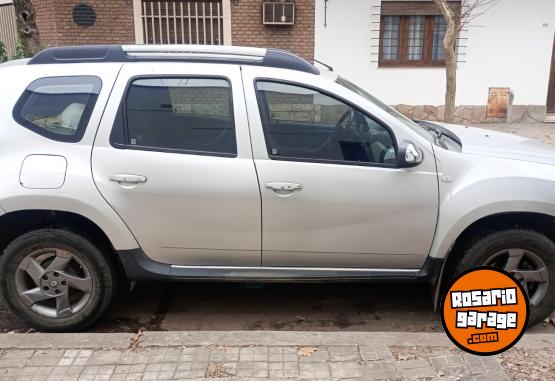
547,32 -> 555,115
92,63 -> 261,266
242,69 -> 439,269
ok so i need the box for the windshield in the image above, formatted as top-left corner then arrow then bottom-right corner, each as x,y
336,76 -> 432,142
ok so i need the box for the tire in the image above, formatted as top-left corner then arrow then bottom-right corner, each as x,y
0,229 -> 116,332
452,229 -> 555,327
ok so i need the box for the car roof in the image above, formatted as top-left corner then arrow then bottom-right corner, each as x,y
27,44 -> 320,75
0,58 -> 31,68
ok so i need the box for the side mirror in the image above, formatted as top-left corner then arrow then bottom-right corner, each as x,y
397,140 -> 424,168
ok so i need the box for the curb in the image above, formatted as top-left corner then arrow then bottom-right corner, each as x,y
0,331 -> 554,350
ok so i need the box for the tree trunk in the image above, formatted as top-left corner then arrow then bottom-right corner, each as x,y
433,0 -> 459,123
13,0 -> 41,57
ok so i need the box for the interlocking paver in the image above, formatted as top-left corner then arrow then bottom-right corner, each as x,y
358,345 -> 379,361
363,368 -> 403,381
398,359 -> 430,369
330,361 -> 364,378
429,355 -> 448,368
446,354 -> 464,366
328,346 -> 360,362
2,350 -> 34,360
299,362 -> 331,379
402,366 -> 436,379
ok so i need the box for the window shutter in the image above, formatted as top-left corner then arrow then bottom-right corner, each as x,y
381,1 -> 461,16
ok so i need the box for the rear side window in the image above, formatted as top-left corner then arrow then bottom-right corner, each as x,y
13,76 -> 102,142
118,77 -> 236,157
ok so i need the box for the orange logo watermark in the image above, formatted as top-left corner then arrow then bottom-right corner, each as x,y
441,267 -> 529,355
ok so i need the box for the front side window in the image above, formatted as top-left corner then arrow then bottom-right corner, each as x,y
122,77 -> 236,156
256,81 -> 396,165
14,76 -> 102,142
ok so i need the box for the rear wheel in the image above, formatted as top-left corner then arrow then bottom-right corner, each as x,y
0,229 -> 115,332
452,229 -> 554,327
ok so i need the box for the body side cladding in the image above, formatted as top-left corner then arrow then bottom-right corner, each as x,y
117,248 -> 444,283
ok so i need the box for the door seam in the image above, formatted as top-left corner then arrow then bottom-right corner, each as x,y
89,63 -> 142,250
240,66 -> 264,265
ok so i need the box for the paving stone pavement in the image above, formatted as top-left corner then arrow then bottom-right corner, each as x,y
0,344 -> 510,381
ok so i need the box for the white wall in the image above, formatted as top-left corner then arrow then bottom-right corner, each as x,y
315,0 -> 555,106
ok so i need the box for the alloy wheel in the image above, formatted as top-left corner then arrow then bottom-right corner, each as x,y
15,248 -> 93,318
483,248 -> 550,308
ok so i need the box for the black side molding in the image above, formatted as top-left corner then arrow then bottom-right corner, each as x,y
117,248 -> 444,283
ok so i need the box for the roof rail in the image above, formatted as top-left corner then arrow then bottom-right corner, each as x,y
27,45 -> 320,75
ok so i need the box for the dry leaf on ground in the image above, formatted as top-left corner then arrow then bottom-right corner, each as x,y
297,346 -> 318,356
128,328 -> 144,350
206,363 -> 233,378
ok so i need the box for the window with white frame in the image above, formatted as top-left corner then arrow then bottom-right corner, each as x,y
133,0 -> 231,45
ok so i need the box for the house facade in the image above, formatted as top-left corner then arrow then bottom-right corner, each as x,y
315,0 -> 555,123
1,0 -> 554,122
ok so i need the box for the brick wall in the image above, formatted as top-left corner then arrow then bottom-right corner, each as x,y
34,0 -> 135,47
33,0 -> 315,61
32,0 -> 58,46
231,0 -> 314,61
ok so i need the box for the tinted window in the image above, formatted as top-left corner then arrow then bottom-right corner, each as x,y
256,81 -> 396,165
125,78 -> 236,156
14,76 -> 102,142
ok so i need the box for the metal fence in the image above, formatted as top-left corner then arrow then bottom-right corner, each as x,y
0,3 -> 17,58
139,1 -> 224,45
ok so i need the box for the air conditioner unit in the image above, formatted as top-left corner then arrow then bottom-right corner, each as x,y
263,2 -> 295,25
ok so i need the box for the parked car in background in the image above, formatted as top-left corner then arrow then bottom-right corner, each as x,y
0,45 -> 553,331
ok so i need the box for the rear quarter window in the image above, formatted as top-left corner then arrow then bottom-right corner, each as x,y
13,76 -> 102,142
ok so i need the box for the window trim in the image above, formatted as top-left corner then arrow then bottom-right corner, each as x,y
13,75 -> 102,143
110,74 -> 238,158
378,14 -> 447,68
253,78 -> 399,169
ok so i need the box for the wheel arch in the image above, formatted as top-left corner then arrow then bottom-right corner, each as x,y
432,211 -> 555,309
0,210 -> 122,261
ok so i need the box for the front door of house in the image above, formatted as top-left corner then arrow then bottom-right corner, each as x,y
547,33 -> 555,115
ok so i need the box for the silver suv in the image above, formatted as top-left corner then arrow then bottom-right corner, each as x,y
0,45 -> 553,331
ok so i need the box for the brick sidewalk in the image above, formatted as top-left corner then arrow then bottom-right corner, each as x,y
1,331 -> 553,380
0,344 -> 508,381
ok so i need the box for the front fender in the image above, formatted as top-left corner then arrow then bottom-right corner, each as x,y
429,156 -> 555,261
428,150 -> 555,308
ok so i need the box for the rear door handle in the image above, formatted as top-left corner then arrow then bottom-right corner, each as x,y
265,182 -> 303,191
109,174 -> 147,184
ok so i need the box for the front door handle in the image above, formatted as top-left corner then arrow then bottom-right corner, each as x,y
109,174 -> 147,184
265,182 -> 303,191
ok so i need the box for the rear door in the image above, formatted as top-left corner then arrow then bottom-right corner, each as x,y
92,63 -> 261,266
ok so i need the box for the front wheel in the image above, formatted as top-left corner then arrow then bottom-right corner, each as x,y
0,229 -> 115,332
452,229 -> 555,327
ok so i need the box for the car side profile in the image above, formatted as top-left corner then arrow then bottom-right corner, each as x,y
0,45 -> 553,331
